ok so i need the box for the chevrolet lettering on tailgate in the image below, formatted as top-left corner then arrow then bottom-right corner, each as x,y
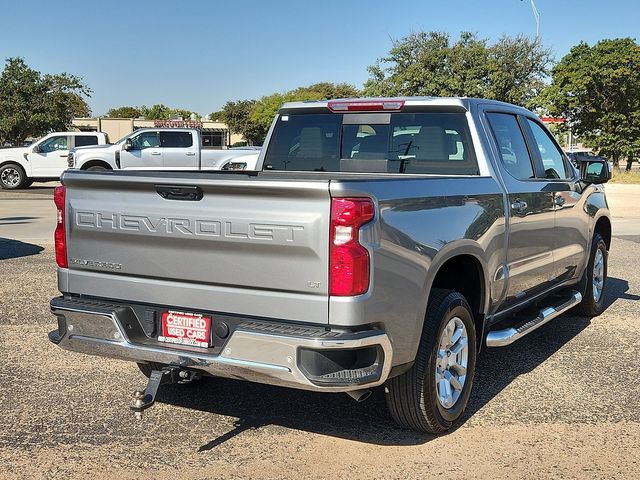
74,211 -> 305,243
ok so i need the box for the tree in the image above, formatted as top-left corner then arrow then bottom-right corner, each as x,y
486,35 -> 552,105
217,82 -> 360,145
0,57 -> 91,145
250,82 -> 361,134
105,106 -> 142,118
291,82 -> 360,100
139,104 -> 199,120
208,110 -> 224,121
363,31 -> 552,107
219,100 -> 266,146
539,38 -> 640,171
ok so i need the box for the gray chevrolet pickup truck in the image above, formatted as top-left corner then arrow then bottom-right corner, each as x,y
49,97 -> 612,433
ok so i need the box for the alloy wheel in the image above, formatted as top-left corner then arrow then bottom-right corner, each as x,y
435,316 -> 469,409
1,168 -> 20,187
592,248 -> 605,302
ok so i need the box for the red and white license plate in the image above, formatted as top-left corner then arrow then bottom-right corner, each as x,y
158,310 -> 211,348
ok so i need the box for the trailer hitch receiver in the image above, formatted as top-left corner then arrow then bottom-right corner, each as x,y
129,367 -> 198,419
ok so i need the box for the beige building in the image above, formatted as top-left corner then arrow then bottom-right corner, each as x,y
71,117 -> 244,148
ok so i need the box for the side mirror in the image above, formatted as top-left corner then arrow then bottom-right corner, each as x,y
580,159 -> 611,185
32,145 -> 41,154
123,139 -> 133,151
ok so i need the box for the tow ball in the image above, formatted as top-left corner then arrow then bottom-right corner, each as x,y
129,366 -> 199,419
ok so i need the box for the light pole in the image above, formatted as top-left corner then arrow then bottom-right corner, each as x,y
522,0 -> 541,40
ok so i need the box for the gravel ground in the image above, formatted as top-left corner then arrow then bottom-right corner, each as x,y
0,238 -> 638,479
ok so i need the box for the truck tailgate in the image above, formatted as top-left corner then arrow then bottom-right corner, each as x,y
61,172 -> 331,323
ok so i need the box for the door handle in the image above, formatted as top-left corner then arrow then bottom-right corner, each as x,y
155,185 -> 203,201
59,154 -> 68,157
151,151 -> 161,156
511,200 -> 528,212
186,152 -> 196,156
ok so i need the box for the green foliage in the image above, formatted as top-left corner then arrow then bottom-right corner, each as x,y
208,110 -> 224,121
105,106 -> 142,118
538,38 -> 640,167
105,104 -> 197,120
250,93 -> 289,134
219,100 -> 266,146
219,82 -> 360,145
364,31 -> 552,107
138,104 -> 199,120
0,57 -> 91,144
250,82 -> 361,134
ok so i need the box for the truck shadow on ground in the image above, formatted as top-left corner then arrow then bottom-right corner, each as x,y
0,238 -> 44,260
0,216 -> 38,226
157,276 -> 634,449
3,185 -> 56,193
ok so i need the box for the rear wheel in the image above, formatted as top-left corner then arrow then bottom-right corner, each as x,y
0,163 -> 28,189
385,289 -> 477,433
86,165 -> 108,172
576,233 -> 608,316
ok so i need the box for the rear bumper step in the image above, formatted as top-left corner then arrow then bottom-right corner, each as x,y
49,296 -> 392,392
486,291 -> 582,347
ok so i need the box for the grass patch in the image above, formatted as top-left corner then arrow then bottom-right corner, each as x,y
611,170 -> 640,184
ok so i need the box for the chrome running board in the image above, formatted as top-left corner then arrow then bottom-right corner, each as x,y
486,291 -> 582,347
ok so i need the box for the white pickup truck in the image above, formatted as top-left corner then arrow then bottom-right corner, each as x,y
69,128 -> 260,172
0,132 -> 109,189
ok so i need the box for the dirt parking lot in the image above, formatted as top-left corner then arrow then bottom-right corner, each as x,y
0,186 -> 639,479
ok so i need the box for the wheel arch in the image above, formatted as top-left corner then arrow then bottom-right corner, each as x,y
593,215 -> 612,250
0,159 -> 28,173
409,243 -> 490,359
80,159 -> 113,170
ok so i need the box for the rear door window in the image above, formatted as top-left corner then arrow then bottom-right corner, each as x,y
74,135 -> 99,147
264,112 -> 478,174
160,131 -> 193,148
486,113 -> 535,180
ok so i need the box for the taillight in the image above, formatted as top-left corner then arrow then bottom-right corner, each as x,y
54,185 -> 67,268
327,100 -> 405,112
329,197 -> 375,296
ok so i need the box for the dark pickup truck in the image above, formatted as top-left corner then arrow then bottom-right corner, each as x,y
49,97 -> 612,433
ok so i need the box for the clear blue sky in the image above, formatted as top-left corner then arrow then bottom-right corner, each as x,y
1,0 -> 638,116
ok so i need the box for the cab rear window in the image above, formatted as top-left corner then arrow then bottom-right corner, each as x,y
74,135 -> 99,147
264,112 -> 478,174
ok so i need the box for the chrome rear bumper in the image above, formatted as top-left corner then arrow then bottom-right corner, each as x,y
49,297 -> 392,393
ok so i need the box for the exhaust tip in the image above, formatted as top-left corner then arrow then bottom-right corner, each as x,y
346,389 -> 372,402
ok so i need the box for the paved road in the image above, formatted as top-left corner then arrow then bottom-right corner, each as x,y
0,182 -> 639,479
0,241 -> 638,479
0,183 -> 58,244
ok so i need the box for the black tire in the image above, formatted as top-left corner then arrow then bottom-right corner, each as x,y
86,165 -> 108,172
0,163 -> 28,189
23,178 -> 34,187
575,233 -> 608,317
385,289 -> 477,434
